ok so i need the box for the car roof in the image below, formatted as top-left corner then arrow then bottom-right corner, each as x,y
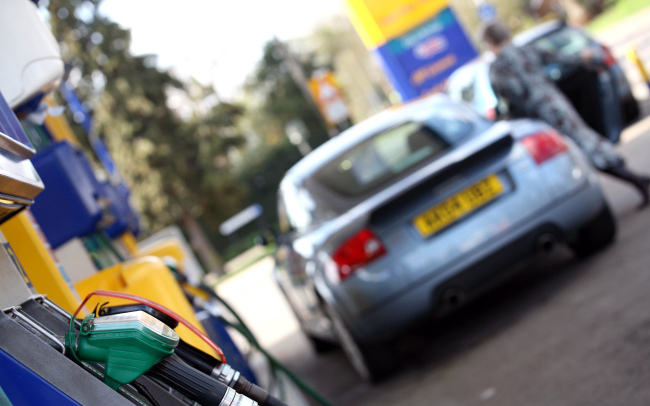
513,19 -> 564,46
282,94 -> 455,185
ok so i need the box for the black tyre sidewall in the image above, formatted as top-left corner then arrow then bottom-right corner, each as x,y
324,303 -> 394,382
571,203 -> 617,257
623,97 -> 640,125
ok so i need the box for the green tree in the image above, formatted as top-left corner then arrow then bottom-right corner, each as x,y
309,15 -> 394,120
247,40 -> 331,148
235,39 -> 333,236
46,0 -> 248,273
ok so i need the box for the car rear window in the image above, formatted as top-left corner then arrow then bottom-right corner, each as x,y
532,27 -> 590,55
313,122 -> 450,196
277,182 -> 316,232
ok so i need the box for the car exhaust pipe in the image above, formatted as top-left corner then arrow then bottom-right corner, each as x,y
536,233 -> 557,253
441,288 -> 466,309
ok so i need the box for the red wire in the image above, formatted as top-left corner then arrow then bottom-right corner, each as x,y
73,290 -> 226,363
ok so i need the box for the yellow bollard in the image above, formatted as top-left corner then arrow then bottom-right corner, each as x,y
626,45 -> 650,89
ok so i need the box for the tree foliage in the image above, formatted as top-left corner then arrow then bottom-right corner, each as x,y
247,40 -> 331,148
46,0 -> 248,247
232,40 -> 333,235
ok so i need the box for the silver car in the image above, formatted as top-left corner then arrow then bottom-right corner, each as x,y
273,94 -> 615,381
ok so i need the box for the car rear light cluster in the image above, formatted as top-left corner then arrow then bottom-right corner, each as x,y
332,228 -> 386,282
600,44 -> 616,67
485,107 -> 497,121
521,129 -> 568,165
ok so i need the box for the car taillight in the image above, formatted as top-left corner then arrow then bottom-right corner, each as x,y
332,228 -> 386,282
601,44 -> 616,67
521,130 -> 568,164
485,107 -> 496,121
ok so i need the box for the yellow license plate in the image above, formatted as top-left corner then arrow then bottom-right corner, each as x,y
414,174 -> 504,238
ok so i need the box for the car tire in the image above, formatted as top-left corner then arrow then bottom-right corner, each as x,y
623,97 -> 640,124
307,334 -> 338,354
570,203 -> 616,258
274,278 -> 337,354
324,303 -> 395,383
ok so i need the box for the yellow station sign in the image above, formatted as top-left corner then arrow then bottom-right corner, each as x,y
345,0 -> 449,49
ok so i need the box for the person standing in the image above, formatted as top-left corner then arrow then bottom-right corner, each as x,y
481,20 -> 650,208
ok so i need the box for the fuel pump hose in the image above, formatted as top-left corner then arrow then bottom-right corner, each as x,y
175,340 -> 288,406
147,353 -> 257,406
195,282 -> 333,406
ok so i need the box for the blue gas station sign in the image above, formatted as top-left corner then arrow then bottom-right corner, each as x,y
372,8 -> 477,101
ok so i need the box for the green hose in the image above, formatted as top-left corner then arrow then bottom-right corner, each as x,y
196,282 -> 333,406
91,234 -> 114,268
220,317 -> 331,406
96,231 -> 126,263
83,237 -> 105,269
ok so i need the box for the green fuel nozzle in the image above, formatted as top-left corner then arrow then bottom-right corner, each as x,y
71,310 -> 179,390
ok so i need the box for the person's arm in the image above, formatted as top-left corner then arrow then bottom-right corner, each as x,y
489,65 -> 525,120
490,63 -> 527,102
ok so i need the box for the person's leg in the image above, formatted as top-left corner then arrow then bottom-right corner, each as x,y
537,97 -> 650,207
602,165 -> 650,208
561,126 -> 650,208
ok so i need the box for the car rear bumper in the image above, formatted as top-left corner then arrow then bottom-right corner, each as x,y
340,177 -> 607,342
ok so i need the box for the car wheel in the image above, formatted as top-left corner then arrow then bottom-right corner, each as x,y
307,334 -> 338,354
274,279 -> 336,354
623,97 -> 640,124
570,203 -> 616,258
324,303 -> 395,382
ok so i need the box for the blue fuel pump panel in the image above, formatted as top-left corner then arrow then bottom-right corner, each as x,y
30,141 -> 107,249
0,92 -> 44,223
0,88 -> 36,158
115,182 -> 141,236
101,181 -> 141,238
0,348 -> 81,406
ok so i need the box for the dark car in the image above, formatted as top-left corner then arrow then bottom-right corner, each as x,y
447,20 -> 640,143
